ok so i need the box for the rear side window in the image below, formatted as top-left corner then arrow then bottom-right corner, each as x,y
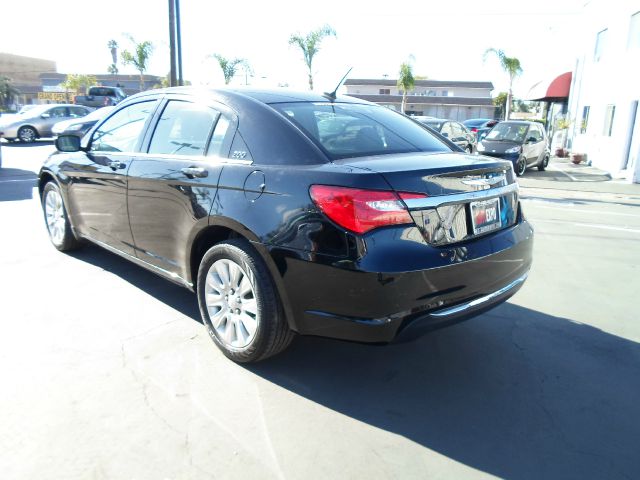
271,102 -> 450,160
148,101 -> 218,156
90,101 -> 155,153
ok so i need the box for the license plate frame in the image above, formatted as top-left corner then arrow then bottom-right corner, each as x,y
470,197 -> 501,235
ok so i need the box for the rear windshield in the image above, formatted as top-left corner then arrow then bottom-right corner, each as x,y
271,102 -> 450,160
89,87 -> 116,96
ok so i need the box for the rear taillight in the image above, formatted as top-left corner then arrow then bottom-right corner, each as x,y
309,185 -> 427,234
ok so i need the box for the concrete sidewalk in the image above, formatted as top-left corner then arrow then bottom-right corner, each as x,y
517,157 -> 640,197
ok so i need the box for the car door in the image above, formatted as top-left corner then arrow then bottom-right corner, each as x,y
39,106 -> 70,137
524,125 -> 543,165
127,98 -> 234,280
63,99 -> 159,255
451,122 -> 468,150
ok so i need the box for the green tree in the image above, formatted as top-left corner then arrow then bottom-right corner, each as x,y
211,54 -> 250,85
0,76 -> 19,109
121,36 -> 154,91
397,62 -> 415,114
107,39 -> 119,75
288,25 -> 336,90
493,92 -> 508,120
61,74 -> 97,102
483,48 -> 522,120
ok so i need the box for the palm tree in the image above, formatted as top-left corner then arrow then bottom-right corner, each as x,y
121,36 -> 154,91
397,62 -> 415,114
107,39 -> 119,75
0,76 -> 19,109
483,48 -> 522,120
288,25 -> 336,90
60,74 -> 97,102
211,54 -> 250,85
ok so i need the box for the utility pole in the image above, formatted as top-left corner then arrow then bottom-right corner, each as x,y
168,0 -> 177,87
175,0 -> 183,86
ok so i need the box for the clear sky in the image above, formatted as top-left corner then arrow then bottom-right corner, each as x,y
0,0 -> 587,97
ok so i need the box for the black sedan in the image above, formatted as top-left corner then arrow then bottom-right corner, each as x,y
415,117 -> 476,153
39,88 -> 533,363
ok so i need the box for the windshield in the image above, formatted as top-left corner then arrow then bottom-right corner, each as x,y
84,106 -> 115,121
484,123 -> 528,142
271,102 -> 450,160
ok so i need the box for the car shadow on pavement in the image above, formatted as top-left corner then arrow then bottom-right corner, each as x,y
68,244 -> 203,324
249,304 -> 640,479
0,168 -> 38,202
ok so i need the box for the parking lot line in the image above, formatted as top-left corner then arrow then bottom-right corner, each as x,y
525,204 -> 640,218
534,218 -> 640,234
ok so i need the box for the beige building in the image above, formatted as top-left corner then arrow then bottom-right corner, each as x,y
344,79 -> 495,121
0,52 -> 57,106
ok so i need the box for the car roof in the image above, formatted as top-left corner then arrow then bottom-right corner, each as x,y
132,86 -> 369,106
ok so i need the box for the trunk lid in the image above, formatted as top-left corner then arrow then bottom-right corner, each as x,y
336,152 -> 519,246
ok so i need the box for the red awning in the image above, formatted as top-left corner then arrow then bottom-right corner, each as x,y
526,72 -> 572,102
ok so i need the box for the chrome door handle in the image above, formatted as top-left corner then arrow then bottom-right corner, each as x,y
181,167 -> 208,178
109,160 -> 126,170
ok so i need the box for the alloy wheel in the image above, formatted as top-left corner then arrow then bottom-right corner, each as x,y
516,157 -> 527,176
45,188 -> 65,245
18,127 -> 36,143
205,259 -> 258,349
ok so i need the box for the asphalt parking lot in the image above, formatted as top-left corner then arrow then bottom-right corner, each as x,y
1,141 -> 639,479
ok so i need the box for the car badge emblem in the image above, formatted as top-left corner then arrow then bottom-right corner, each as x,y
461,175 -> 505,188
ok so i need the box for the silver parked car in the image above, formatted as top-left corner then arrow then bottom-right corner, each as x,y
0,104 -> 91,143
52,106 -> 115,138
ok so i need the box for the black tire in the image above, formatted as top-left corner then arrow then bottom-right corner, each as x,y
42,182 -> 83,251
18,126 -> 37,143
537,154 -> 549,171
197,238 -> 294,363
515,156 -> 527,177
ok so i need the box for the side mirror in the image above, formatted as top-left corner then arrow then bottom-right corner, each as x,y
526,136 -> 537,144
55,135 -> 82,152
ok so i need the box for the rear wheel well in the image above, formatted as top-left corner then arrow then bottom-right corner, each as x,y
189,226 -> 240,289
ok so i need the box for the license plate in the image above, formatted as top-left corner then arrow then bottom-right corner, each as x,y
470,198 -> 501,234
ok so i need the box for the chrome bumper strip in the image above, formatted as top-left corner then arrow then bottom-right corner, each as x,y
429,272 -> 528,318
403,182 -> 519,209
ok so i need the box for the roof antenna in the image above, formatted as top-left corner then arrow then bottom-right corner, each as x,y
323,67 -> 352,102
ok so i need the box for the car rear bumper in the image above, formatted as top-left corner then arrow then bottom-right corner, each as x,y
269,218 -> 534,343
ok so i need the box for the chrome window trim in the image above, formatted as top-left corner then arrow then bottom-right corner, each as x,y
403,182 -> 519,210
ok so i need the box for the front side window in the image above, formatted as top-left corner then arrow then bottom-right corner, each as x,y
272,102 -> 450,160
90,101 -> 155,153
148,101 -> 218,156
49,107 -> 68,118
69,107 -> 88,118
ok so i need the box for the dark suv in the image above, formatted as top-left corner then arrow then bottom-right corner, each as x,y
40,88 -> 533,362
